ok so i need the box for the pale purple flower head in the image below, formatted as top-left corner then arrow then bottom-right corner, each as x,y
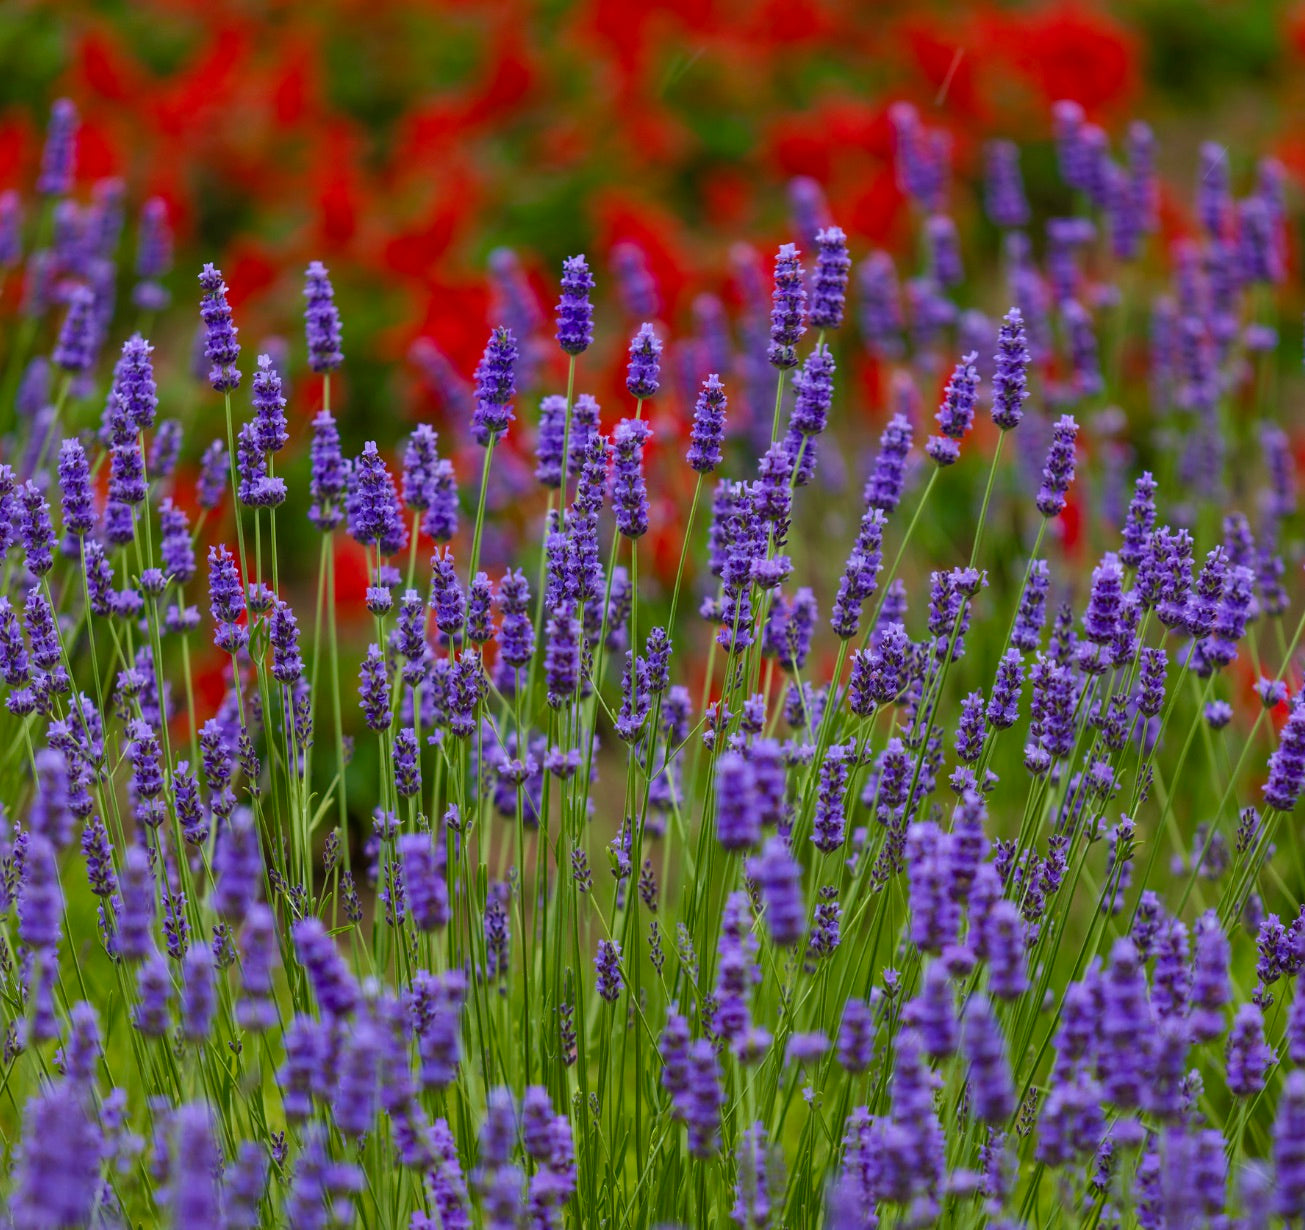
37,98 -> 78,196
198,263 -> 241,392
556,255 -> 595,355
304,260 -> 344,373
472,327 -> 519,445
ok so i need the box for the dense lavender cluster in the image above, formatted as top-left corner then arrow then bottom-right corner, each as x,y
0,95 -> 1304,1228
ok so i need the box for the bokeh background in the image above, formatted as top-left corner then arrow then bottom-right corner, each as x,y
2,0 -> 1301,389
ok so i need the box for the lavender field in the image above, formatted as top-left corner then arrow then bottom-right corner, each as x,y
0,89 -> 1304,1227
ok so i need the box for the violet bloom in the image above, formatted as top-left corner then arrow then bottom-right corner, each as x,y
212,811 -> 262,922
399,832 -> 449,931
990,308 -> 1029,431
864,412 -> 913,513
308,410 -> 347,530
37,98 -> 78,196
1190,910 -> 1231,1042
1275,1071 -> 1305,1219
612,419 -> 651,539
964,996 -> 1015,1123
498,569 -> 535,670
472,327 -> 519,445
611,242 -> 659,319
830,508 -> 885,640
269,601 -> 303,685
791,345 -> 835,437
534,395 -> 568,488
788,175 -> 830,248
208,544 -> 247,653
746,837 -> 804,946
857,251 -> 904,359
715,752 -> 760,851
926,214 -> 963,287
181,944 -> 216,1042
1226,1003 -> 1274,1096
925,351 -> 979,467
304,260 -> 344,373
359,644 -> 392,732
132,197 -> 172,310
57,439 -> 95,538
197,440 -> 229,511
809,226 -> 851,330
556,255 -> 595,355
985,139 -> 1029,228
767,243 -> 807,370
626,322 -> 661,400
252,354 -> 288,455
293,916 -> 359,1019
52,285 -> 96,374
11,1084 -> 101,1229
1198,141 -> 1230,238
1265,699 -> 1305,811
595,939 -> 623,1002
683,1040 -> 725,1158
1035,415 -> 1079,517
0,191 -> 19,270
1062,300 -> 1102,397
198,263 -> 241,392
346,442 -> 407,555
687,374 -> 727,473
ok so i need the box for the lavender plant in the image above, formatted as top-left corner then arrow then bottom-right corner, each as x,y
1,94 -> 1305,1228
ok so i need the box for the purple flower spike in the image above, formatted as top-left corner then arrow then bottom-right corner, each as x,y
926,351 -> 980,467
304,260 -> 344,373
556,255 -> 595,355
472,327 -> 519,445
864,412 -> 913,513
687,374 -> 727,473
58,439 -> 95,538
252,354 -> 288,454
809,226 -> 851,330
985,139 -> 1029,228
346,442 -> 407,555
791,345 -> 835,437
747,836 -> 804,947
626,322 -> 662,400
37,98 -> 78,196
1036,415 -> 1079,517
198,263 -> 241,392
1265,698 -> 1305,811
767,243 -> 807,370
1275,1071 -> 1305,1218
612,419 -> 651,539
52,286 -> 97,374
991,309 -> 1029,431
0,191 -> 20,269
595,939 -> 623,1002
398,832 -> 449,931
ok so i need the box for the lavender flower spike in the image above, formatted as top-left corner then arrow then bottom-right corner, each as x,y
198,263 -> 241,392
809,226 -> 851,330
926,351 -> 980,467
990,308 -> 1030,431
472,327 -> 519,445
687,374 -> 727,473
626,323 -> 662,401
556,255 -> 595,355
1036,415 -> 1079,517
37,98 -> 78,196
767,243 -> 807,370
304,260 -> 344,373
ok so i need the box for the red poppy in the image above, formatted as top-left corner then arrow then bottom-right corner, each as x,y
1006,4 -> 1137,114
